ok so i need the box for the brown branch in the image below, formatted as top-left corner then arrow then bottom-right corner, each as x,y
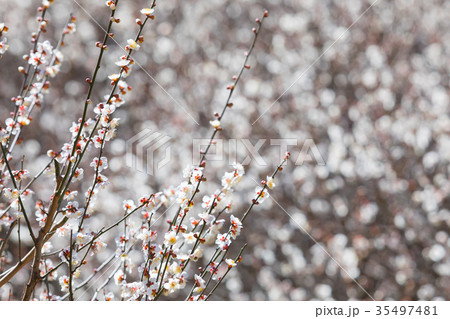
0,217 -> 67,288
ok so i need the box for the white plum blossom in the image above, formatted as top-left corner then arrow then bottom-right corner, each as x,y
59,276 -> 69,292
91,239 -> 107,255
121,282 -> 145,300
114,269 -> 125,285
215,233 -> 231,251
229,215 -> 242,239
182,232 -> 197,244
90,156 -> 108,172
164,231 -> 178,246
266,176 -> 276,189
189,247 -> 204,261
127,39 -> 140,51
209,120 -> 221,129
225,259 -> 237,268
72,168 -> 84,181
176,181 -> 194,208
189,167 -> 204,186
140,8 -> 155,18
123,199 -> 136,212
221,163 -> 245,190
56,223 -> 73,237
193,274 -> 206,293
253,186 -> 269,204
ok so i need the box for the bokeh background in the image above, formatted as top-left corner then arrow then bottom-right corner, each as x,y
0,0 -> 449,300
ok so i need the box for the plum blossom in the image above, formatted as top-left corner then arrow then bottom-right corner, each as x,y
176,181 -> 194,208
72,168 -> 84,181
127,39 -> 140,51
193,274 -> 206,293
182,232 -> 197,244
123,199 -> 136,212
59,276 -> 69,292
189,167 -> 204,186
140,8 -> 155,18
121,282 -> 145,300
90,156 -> 108,172
253,186 -> 269,204
209,120 -> 221,129
91,239 -> 107,255
164,231 -> 178,246
221,163 -> 245,190
229,215 -> 242,239
266,176 -> 276,189
225,259 -> 237,268
215,233 -> 231,251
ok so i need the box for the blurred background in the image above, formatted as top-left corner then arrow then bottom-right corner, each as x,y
0,0 -> 449,300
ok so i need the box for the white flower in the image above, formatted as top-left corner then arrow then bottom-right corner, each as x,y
138,228 -> 157,242
215,233 -> 231,251
40,260 -> 58,281
201,195 -> 214,210
108,73 -> 120,82
59,276 -> 69,292
105,1 -> 116,10
190,247 -> 203,261
189,167 -> 203,186
225,259 -> 237,268
64,190 -> 78,201
123,199 -> 136,211
164,231 -> 178,245
3,188 -> 19,200
5,118 -> 17,133
75,232 -> 90,245
221,163 -> 245,190
46,65 -> 60,77
105,292 -> 114,301
183,232 -> 197,244
114,269 -> 125,285
229,215 -> 242,239
121,282 -> 144,300
115,59 -> 130,67
56,223 -> 72,237
91,240 -> 107,255
17,116 -> 30,126
12,169 -> 29,182
198,212 -> 214,224
72,168 -> 84,181
209,120 -> 221,129
90,156 -> 108,172
127,39 -> 140,51
140,8 -> 155,18
253,186 -> 269,204
163,278 -> 180,294
95,174 -> 109,188
266,176 -> 276,189
193,274 -> 206,293
169,262 -> 182,275
0,23 -> 8,34
176,182 -> 194,208
65,23 -> 76,34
